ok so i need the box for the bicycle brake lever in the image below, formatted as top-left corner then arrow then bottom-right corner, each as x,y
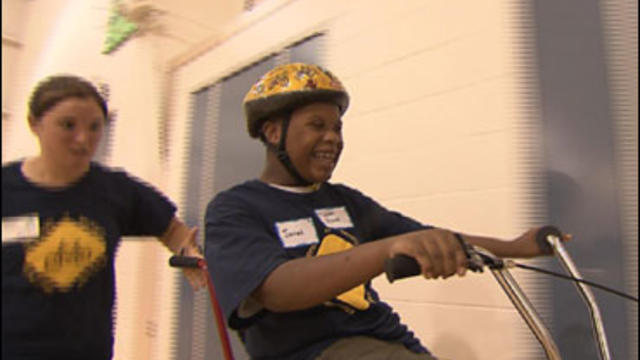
471,246 -> 507,270
454,233 -> 485,272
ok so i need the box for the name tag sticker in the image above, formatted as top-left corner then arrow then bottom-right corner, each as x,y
275,218 -> 318,248
2,214 -> 40,244
315,207 -> 353,229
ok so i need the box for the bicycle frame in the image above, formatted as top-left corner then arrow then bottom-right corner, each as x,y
489,264 -> 562,360
477,231 -> 611,360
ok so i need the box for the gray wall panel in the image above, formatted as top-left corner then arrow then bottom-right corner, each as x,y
533,1 -> 632,358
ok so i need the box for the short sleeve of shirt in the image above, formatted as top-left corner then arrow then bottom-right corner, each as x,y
204,189 -> 289,326
332,185 -> 431,241
98,166 -> 177,237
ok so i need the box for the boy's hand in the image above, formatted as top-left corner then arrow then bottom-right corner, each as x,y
510,227 -> 572,258
388,228 -> 467,279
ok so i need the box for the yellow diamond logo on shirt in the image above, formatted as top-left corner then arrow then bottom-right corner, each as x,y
315,233 -> 370,311
24,215 -> 106,293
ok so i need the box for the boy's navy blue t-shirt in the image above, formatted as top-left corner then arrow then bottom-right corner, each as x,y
205,180 -> 434,360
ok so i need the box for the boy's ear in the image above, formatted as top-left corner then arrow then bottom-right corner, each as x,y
261,119 -> 282,146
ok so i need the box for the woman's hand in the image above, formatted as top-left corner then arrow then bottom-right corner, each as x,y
179,227 -> 208,291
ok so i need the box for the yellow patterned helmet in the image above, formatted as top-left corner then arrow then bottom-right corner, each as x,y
243,63 -> 350,138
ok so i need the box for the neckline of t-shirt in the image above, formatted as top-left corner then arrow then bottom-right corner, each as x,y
263,181 -> 322,194
16,160 -> 93,193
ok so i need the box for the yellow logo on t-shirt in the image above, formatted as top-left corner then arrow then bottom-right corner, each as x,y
23,215 -> 106,293
313,232 -> 372,311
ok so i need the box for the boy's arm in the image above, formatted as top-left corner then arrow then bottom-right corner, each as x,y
252,226 -> 569,312
461,226 -> 571,259
252,228 -> 466,312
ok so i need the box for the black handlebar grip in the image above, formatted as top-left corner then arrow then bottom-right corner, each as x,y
169,255 -> 202,268
384,254 -> 421,283
535,225 -> 563,255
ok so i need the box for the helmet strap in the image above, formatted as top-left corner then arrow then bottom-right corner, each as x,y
275,115 -> 313,186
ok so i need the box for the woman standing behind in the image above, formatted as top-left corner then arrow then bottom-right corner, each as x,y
2,75 -> 206,359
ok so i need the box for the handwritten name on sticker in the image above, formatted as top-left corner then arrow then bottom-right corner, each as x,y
315,207 -> 353,229
275,218 -> 318,248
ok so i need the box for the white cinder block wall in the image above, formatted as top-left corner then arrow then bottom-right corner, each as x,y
168,1 -> 546,359
3,0 -> 552,358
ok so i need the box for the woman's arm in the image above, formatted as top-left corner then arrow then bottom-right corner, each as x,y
159,217 -> 207,290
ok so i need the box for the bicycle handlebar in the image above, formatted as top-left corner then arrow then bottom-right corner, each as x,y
169,255 -> 203,268
384,226 -> 563,282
